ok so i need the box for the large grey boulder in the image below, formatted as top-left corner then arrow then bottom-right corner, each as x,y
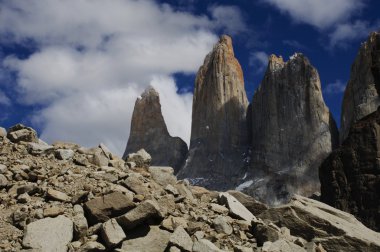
123,87 -> 188,173
22,215 -> 73,252
101,219 -> 126,248
178,35 -> 250,190
341,31 -> 380,142
248,53 -> 338,204
259,195 -> 380,252
7,124 -> 39,143
148,166 -> 177,187
218,192 -> 256,222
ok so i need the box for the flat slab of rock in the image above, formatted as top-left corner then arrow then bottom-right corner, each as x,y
84,192 -> 135,225
193,239 -> 226,252
22,215 -> 73,252
227,190 -> 268,216
218,192 -> 256,222
101,219 -> 126,248
117,200 -> 163,230
7,124 -> 38,143
47,188 -> 71,202
169,226 -> 193,252
120,225 -> 170,252
148,166 -> 177,186
259,195 -> 380,252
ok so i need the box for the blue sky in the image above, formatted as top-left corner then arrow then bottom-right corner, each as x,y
0,0 -> 379,155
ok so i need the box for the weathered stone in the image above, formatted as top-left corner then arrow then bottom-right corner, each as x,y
121,173 -> 149,196
125,149 -> 152,168
165,184 -> 179,196
193,239 -> 225,252
101,219 -> 126,248
0,174 -> 8,188
43,206 -> 64,217
320,107 -> 380,231
84,192 -> 135,225
259,195 -> 380,252
46,188 -> 71,202
73,205 -> 88,239
210,203 -> 229,215
161,216 -> 188,231
22,216 -> 73,252
79,241 -> 106,251
148,166 -> 177,186
218,193 -> 256,222
7,124 -> 38,143
178,35 -> 250,190
0,164 -> 7,174
169,226 -> 193,252
120,225 -> 170,252
17,193 -> 31,203
341,31 -> 380,141
55,149 -> 75,160
213,216 -> 232,235
227,190 -> 268,216
123,88 -> 188,173
248,53 -> 338,205
0,127 -> 6,137
263,239 -> 305,252
27,142 -> 54,156
117,200 -> 163,230
89,148 -> 109,167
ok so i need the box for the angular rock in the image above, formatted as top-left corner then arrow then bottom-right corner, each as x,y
117,200 -> 163,230
148,166 -> 177,186
212,216 -> 232,235
0,127 -> 6,137
120,225 -> 170,252
193,239 -> 225,252
79,241 -> 106,251
0,174 -> 8,188
46,188 -> 71,202
169,226 -> 193,252
227,190 -> 268,216
263,239 -> 305,252
73,205 -> 88,239
7,124 -> 38,143
178,35 -> 250,190
320,107 -> 380,231
101,219 -> 126,248
341,31 -> 380,141
218,192 -> 256,222
55,149 -> 75,160
84,192 -> 135,225
27,142 -> 54,156
125,149 -> 152,168
248,53 -> 338,204
123,87 -> 188,173
259,195 -> 380,252
121,173 -> 149,196
22,216 -> 73,252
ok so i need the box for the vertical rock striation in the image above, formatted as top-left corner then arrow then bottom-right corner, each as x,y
320,107 -> 380,232
178,35 -> 249,190
341,31 -> 380,142
246,54 -> 338,204
123,87 -> 188,173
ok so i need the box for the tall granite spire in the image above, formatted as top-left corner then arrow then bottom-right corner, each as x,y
178,35 -> 250,189
123,87 -> 188,173
245,53 -> 339,204
341,31 -> 380,142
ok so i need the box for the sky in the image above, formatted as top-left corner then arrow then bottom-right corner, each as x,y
0,0 -> 379,156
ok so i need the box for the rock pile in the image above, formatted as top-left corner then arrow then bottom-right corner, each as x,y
1,124 -> 379,251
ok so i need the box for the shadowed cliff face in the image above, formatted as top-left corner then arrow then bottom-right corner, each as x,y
341,31 -> 380,142
320,107 -> 380,232
123,87 -> 188,173
245,54 -> 338,205
178,35 -> 250,189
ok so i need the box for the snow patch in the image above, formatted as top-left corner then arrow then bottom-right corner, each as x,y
235,180 -> 253,191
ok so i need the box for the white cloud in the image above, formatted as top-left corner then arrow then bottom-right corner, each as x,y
328,20 -> 380,48
324,80 -> 346,94
249,51 -> 269,73
208,5 -> 247,35
0,91 -> 11,106
261,0 -> 365,29
0,0 -> 246,155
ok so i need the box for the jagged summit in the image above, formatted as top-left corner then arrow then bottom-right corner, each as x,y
245,53 -> 339,204
178,35 -> 249,189
123,87 -> 187,173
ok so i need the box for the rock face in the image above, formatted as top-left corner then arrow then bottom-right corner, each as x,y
341,31 -> 380,142
123,87 -> 188,173
320,107 -> 380,232
246,54 -> 338,204
178,35 -> 249,189
259,195 -> 380,252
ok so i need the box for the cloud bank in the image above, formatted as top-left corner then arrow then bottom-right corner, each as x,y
0,0 -> 245,155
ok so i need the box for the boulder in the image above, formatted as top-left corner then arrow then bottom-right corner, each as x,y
262,239 -> 305,252
22,216 -> 73,252
169,226 -> 193,252
248,53 -> 338,204
123,87 -> 188,173
125,149 -> 152,168
227,190 -> 268,216
0,174 -> 8,188
84,192 -> 135,225
7,124 -> 38,143
46,188 -> 71,202
212,216 -> 232,235
55,149 -> 75,160
101,219 -> 126,248
120,225 -> 170,252
259,195 -> 380,251
218,192 -> 256,222
178,35 -> 250,190
193,239 -> 225,252
0,127 -> 6,137
341,31 -> 380,141
320,107 -> 380,231
27,142 -> 54,156
117,200 -> 163,230
148,166 -> 177,186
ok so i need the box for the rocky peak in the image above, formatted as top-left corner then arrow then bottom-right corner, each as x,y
178,35 -> 249,189
123,87 -> 188,173
341,31 -> 380,142
245,53 -> 338,204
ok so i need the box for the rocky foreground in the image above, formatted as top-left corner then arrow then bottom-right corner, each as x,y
1,125 -> 380,252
